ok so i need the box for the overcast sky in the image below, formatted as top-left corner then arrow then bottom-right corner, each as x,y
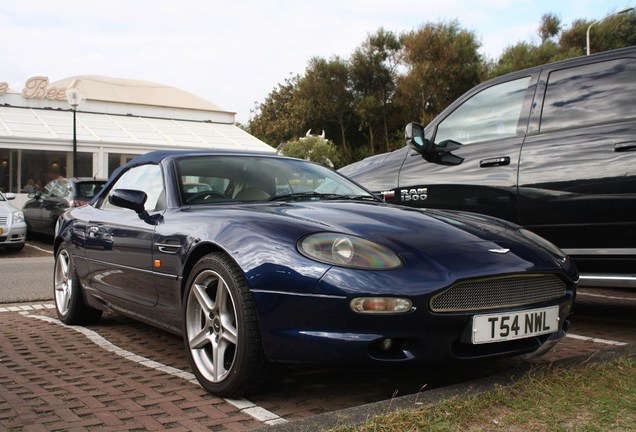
1,1 -> 632,123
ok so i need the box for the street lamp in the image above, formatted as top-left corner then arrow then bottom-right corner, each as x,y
66,88 -> 82,177
586,7 -> 634,55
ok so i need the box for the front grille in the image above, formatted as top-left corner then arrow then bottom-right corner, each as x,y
430,274 -> 567,312
0,216 -> 8,225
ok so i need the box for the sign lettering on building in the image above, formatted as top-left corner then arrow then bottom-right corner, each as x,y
0,76 -> 68,100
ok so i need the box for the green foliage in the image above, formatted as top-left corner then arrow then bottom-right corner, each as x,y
538,12 -> 562,43
490,41 -> 578,77
247,76 -> 305,147
248,8 -> 636,165
330,356 -> 636,432
350,28 -> 401,154
297,56 -> 354,152
395,20 -> 484,126
277,136 -> 340,168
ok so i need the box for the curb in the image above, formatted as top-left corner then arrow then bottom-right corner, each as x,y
259,343 -> 636,431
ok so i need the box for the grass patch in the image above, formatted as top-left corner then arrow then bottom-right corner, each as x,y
330,355 -> 635,432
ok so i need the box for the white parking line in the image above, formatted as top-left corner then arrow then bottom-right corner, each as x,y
24,243 -> 54,254
566,333 -> 627,346
0,303 -> 55,313
21,312 -> 288,426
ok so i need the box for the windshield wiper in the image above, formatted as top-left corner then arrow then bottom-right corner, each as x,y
268,192 -> 377,202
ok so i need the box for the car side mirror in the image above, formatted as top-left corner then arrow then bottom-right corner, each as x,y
5,192 -> 16,200
109,189 -> 148,215
405,122 -> 431,154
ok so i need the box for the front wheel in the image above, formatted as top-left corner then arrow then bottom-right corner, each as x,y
54,245 -> 102,325
183,253 -> 279,396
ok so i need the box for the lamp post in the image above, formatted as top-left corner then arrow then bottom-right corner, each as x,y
66,89 -> 82,177
586,7 -> 634,55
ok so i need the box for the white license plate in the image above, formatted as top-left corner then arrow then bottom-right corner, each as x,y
472,306 -> 559,344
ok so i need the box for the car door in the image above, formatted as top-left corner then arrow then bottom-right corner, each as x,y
85,163 -> 166,307
40,179 -> 70,234
394,74 -> 538,223
518,55 -> 636,272
22,179 -> 61,234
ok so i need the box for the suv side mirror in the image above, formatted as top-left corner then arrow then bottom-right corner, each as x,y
405,122 -> 464,166
405,122 -> 431,154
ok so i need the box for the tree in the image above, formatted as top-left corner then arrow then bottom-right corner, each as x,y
395,20 -> 484,126
296,56 -> 354,153
560,10 -> 636,54
538,13 -> 562,44
277,136 -> 340,168
491,41 -> 575,77
247,75 -> 305,147
350,28 -> 401,153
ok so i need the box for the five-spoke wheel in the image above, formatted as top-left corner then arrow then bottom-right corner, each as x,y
183,253 -> 277,396
53,244 -> 102,325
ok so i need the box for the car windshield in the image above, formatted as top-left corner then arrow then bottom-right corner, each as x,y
176,155 -> 376,204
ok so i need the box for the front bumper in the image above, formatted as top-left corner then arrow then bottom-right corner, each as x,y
0,221 -> 26,246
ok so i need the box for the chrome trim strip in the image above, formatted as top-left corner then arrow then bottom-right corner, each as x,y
563,248 -> 636,256
250,289 -> 346,300
156,243 -> 181,254
578,274 -> 636,289
83,257 -> 179,279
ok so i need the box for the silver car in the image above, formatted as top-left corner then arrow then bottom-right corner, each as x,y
0,191 -> 27,251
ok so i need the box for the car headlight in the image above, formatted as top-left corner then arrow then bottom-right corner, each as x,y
13,211 -> 24,223
519,229 -> 568,259
297,233 -> 402,269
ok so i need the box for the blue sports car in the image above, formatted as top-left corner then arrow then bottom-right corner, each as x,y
53,150 -> 577,396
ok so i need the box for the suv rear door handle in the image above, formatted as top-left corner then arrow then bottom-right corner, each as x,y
480,156 -> 510,167
614,142 -> 636,152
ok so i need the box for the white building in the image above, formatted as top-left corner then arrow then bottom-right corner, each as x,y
0,75 -> 274,205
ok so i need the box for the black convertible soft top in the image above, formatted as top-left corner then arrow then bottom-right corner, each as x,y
89,149 -> 276,205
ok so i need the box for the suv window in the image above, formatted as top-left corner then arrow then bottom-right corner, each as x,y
101,164 -> 164,211
540,58 -> 636,132
435,76 -> 531,145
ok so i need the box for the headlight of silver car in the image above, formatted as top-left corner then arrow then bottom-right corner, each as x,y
298,233 -> 402,269
13,211 -> 25,223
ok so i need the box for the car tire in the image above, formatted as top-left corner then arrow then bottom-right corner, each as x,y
183,253 -> 280,396
54,244 -> 102,325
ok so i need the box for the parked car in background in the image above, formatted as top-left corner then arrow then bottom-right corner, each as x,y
23,177 -> 106,237
0,191 -> 26,251
54,150 -> 576,397
340,46 -> 636,289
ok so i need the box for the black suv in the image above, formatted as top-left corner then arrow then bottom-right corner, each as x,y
340,46 -> 636,288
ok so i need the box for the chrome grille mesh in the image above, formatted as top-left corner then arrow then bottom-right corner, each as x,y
430,274 -> 567,312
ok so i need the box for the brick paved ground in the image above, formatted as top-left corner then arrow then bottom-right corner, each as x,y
1,286 -> 634,431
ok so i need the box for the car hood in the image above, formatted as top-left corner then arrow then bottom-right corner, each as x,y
220,200 -> 564,272
0,202 -> 18,215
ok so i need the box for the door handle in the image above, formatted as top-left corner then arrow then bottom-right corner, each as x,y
614,142 -> 636,152
480,156 -> 510,167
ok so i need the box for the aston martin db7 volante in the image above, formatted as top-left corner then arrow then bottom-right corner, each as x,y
53,150 -> 577,396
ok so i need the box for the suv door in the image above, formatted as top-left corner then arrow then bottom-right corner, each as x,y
518,55 -> 636,277
394,74 -> 537,222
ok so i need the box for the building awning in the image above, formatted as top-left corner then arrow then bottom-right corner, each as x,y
0,106 -> 275,153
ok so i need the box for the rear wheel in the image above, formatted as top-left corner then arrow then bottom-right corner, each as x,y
183,253 -> 279,396
54,245 -> 102,325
